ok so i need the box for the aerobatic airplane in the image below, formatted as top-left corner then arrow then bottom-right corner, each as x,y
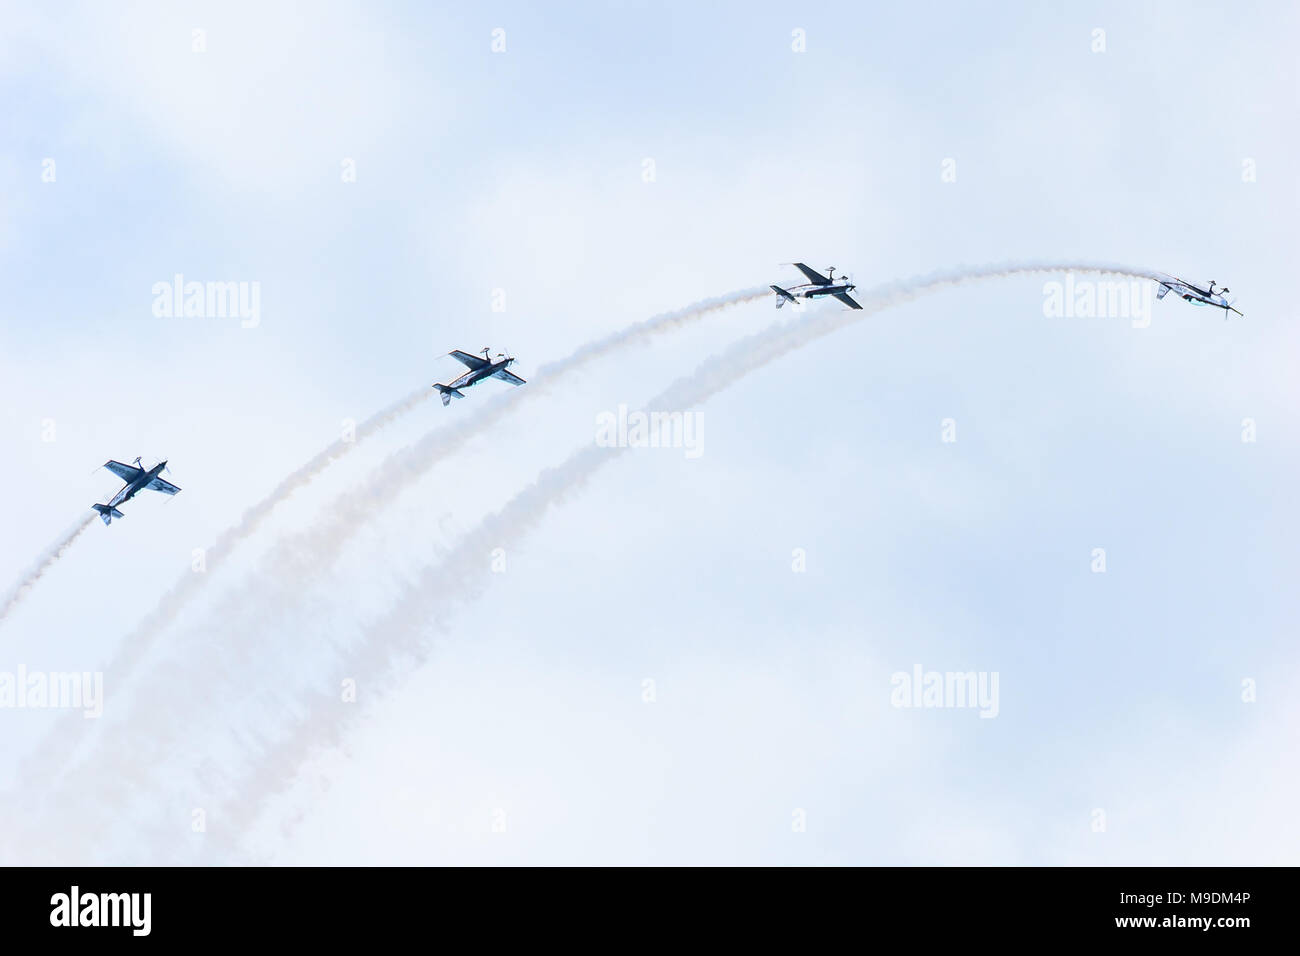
92,457 -> 180,525
1155,274 -> 1244,317
433,347 -> 526,406
770,263 -> 863,310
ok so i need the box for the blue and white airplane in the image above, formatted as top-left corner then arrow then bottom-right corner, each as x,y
1155,274 -> 1244,317
433,347 -> 526,406
92,457 -> 180,525
771,263 -> 863,310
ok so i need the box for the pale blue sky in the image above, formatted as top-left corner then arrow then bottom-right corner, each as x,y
1,0 -> 1297,864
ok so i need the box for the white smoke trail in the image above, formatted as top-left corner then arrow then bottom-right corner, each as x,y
199,260 -> 1169,850
13,262 -> 1160,861
0,514 -> 96,625
13,287 -> 768,794
200,263 -> 1177,854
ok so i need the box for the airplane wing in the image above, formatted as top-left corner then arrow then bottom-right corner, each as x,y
491,368 -> 527,386
103,460 -> 145,482
449,350 -> 490,370
791,263 -> 832,286
833,291 -> 863,310
144,476 -> 181,496
1169,276 -> 1209,296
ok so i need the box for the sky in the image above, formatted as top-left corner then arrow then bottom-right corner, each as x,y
0,0 -> 1297,865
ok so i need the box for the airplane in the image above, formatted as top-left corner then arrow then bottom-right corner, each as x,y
91,457 -> 181,525
433,347 -> 526,406
771,263 -> 863,310
1155,274 -> 1244,317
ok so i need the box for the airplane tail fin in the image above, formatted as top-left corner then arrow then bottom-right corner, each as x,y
92,503 -> 125,525
432,384 -> 466,407
1155,283 -> 1171,300
771,285 -> 797,309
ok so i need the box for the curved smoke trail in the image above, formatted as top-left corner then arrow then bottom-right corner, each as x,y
199,260 -> 1168,854
14,262 -> 1162,861
0,514 -> 96,625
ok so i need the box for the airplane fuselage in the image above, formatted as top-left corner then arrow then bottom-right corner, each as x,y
449,358 -> 516,390
797,281 -> 856,300
1159,277 -> 1238,314
109,462 -> 166,508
